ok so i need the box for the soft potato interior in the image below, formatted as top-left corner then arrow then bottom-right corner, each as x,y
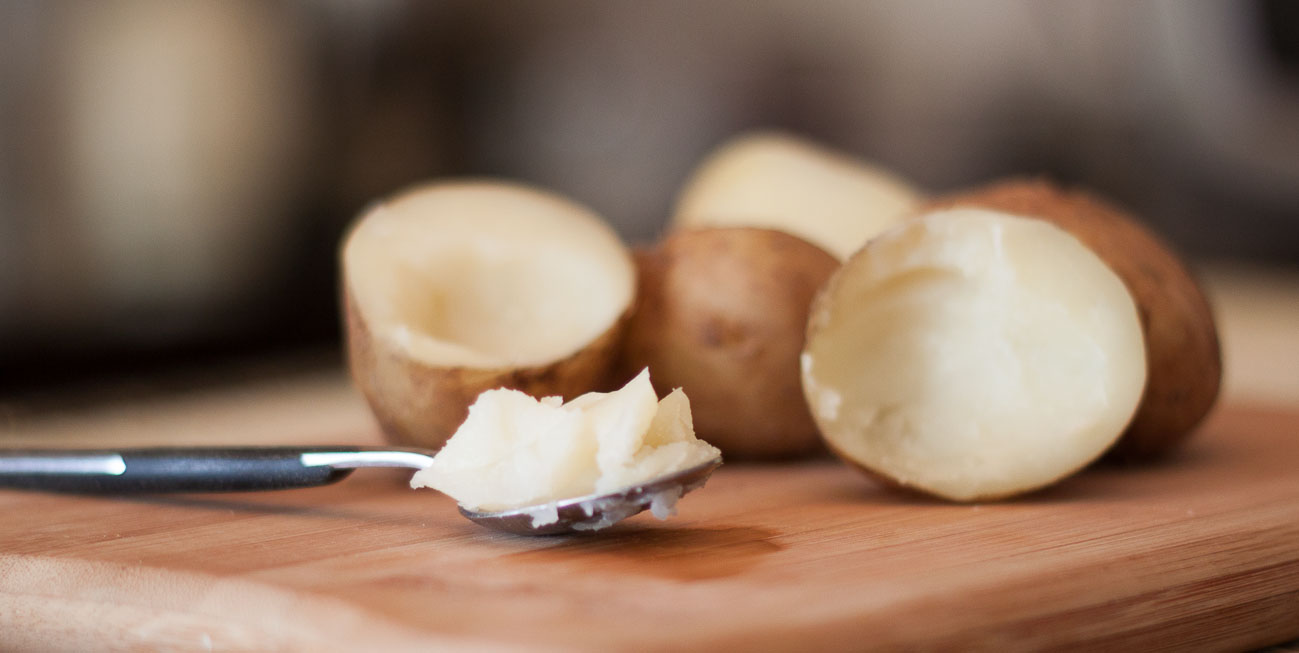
673,132 -> 922,260
923,179 -> 1222,460
345,182 -> 634,369
803,209 -> 1147,500
410,369 -> 720,513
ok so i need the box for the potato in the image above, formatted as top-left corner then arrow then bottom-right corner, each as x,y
925,179 -> 1221,460
618,227 -> 838,459
342,180 -> 635,450
802,210 -> 1148,501
672,132 -> 923,260
410,369 -> 720,519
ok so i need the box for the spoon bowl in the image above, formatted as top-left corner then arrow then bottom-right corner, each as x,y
459,457 -> 723,535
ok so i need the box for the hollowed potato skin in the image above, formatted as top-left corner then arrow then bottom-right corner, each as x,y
345,288 -> 630,451
925,179 -> 1221,461
339,180 -> 636,452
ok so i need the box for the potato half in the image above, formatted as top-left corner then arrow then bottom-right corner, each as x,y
672,131 -> 923,260
926,180 -> 1222,460
619,227 -> 838,459
342,180 -> 635,450
802,209 -> 1147,501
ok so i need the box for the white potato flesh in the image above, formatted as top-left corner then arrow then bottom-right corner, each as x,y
344,181 -> 634,368
673,132 -> 922,260
410,369 -> 721,512
802,209 -> 1147,501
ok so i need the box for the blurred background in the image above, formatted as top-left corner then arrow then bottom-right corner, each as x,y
2,0 -> 1297,402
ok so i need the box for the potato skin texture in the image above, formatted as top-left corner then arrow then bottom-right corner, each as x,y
617,227 -> 838,459
925,179 -> 1221,461
345,288 -> 629,451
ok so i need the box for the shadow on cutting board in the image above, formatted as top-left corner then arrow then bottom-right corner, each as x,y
503,525 -> 784,582
816,436 -> 1225,508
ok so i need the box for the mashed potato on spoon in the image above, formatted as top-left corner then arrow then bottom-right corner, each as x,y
411,369 -> 721,518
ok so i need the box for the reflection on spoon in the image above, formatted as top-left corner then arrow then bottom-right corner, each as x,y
459,457 -> 722,535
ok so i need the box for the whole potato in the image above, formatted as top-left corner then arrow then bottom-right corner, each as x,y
618,227 -> 839,459
925,179 -> 1221,460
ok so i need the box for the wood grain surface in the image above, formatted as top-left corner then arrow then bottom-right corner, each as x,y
2,401 -> 1298,652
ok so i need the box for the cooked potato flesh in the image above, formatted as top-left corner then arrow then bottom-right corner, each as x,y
345,183 -> 634,369
803,210 -> 1147,500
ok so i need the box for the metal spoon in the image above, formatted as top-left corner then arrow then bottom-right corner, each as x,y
458,457 -> 722,535
0,447 -> 721,535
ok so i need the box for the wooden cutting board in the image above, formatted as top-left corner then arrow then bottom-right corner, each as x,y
2,402 -> 1298,652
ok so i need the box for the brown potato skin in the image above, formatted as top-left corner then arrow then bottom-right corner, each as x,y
616,227 -> 839,459
345,288 -> 629,451
924,179 -> 1221,461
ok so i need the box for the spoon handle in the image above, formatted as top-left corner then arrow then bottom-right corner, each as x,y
0,447 -> 366,494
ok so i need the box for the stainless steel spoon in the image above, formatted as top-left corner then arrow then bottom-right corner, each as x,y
0,447 -> 721,535
458,457 -> 722,535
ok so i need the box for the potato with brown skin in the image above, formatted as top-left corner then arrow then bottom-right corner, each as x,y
801,210 -> 1148,501
342,180 -> 636,450
346,298 -> 628,449
617,227 -> 838,459
924,179 -> 1221,460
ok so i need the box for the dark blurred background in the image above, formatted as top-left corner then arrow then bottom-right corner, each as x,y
2,0 -> 1297,399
